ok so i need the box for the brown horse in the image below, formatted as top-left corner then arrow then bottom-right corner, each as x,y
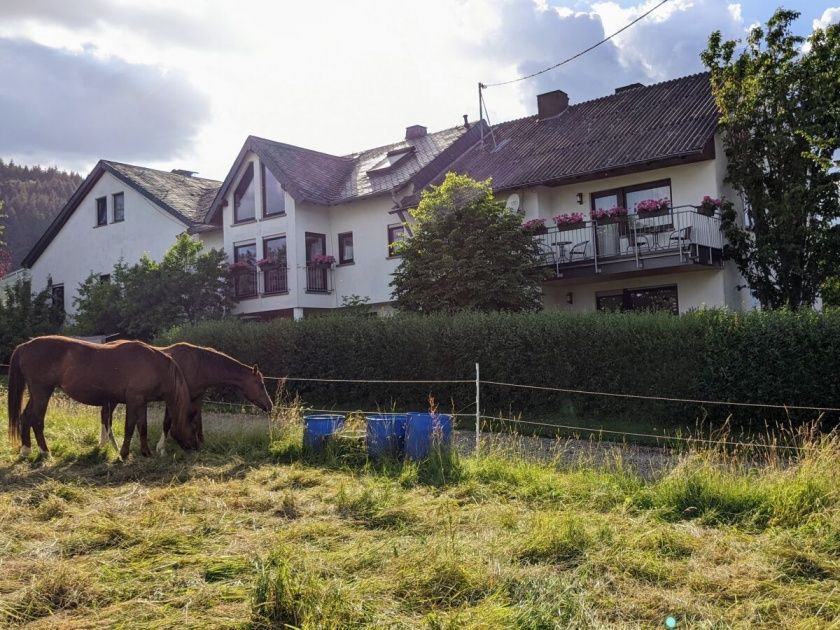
98,342 -> 273,454
7,336 -> 196,459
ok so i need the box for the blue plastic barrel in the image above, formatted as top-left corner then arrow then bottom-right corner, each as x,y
303,415 -> 345,452
365,414 -> 408,459
405,412 -> 453,460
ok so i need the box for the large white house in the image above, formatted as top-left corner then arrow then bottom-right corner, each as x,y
22,72 -> 751,319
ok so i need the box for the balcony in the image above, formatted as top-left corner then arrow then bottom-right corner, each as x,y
232,268 -> 258,299
305,264 -> 332,293
533,206 -> 724,280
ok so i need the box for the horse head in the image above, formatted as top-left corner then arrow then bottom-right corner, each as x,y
243,364 -> 273,412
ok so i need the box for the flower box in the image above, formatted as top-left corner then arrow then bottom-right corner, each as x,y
636,198 -> 670,218
257,257 -> 283,269
521,218 -> 548,235
591,207 -> 627,224
310,254 -> 336,267
229,261 -> 254,273
697,195 -> 722,217
553,212 -> 585,231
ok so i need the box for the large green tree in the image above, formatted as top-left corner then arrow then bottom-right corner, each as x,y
702,9 -> 840,309
390,173 -> 545,313
72,234 -> 234,339
0,279 -> 64,362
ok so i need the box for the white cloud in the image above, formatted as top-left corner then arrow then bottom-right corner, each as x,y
728,3 -> 742,23
813,7 -> 840,30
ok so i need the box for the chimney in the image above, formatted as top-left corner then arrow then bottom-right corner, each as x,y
463,114 -> 470,129
615,82 -> 644,94
171,169 -> 196,177
537,89 -> 569,119
405,125 -> 427,140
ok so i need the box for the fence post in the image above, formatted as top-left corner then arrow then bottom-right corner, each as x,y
475,362 -> 481,453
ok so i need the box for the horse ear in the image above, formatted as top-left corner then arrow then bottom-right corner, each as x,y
253,364 -> 260,375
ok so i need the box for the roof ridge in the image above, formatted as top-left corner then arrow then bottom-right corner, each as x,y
100,159 -> 222,184
247,135 -> 353,163
339,123 -> 468,159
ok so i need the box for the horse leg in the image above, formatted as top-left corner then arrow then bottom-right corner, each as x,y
137,406 -> 152,457
195,401 -> 204,444
120,404 -> 138,461
156,405 -> 173,455
19,398 -> 34,457
100,403 -> 119,449
28,385 -> 53,456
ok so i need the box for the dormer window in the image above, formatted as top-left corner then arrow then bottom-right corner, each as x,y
367,146 -> 416,175
234,163 -> 256,223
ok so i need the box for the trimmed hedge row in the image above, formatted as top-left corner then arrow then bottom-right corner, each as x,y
159,310 -> 840,427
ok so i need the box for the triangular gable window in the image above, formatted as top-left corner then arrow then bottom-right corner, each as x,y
234,163 -> 256,223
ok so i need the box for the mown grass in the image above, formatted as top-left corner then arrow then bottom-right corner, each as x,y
0,390 -> 838,628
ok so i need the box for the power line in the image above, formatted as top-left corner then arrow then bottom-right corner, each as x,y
482,0 -> 672,88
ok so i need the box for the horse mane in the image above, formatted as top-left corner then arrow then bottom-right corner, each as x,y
168,342 -> 254,374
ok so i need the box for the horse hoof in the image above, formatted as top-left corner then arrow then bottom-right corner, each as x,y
19,446 -> 31,457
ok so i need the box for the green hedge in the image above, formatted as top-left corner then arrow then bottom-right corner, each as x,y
158,310 -> 840,427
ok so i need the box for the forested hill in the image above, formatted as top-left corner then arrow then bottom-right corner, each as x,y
0,159 -> 82,270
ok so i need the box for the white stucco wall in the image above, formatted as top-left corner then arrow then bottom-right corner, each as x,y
197,228 -> 224,252
28,171 -> 188,316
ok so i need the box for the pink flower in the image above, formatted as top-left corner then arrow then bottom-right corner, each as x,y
311,254 -> 336,266
636,198 -> 670,214
701,195 -> 722,207
521,218 -> 547,232
553,212 -> 585,226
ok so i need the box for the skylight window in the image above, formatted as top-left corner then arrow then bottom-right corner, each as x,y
367,146 -> 416,174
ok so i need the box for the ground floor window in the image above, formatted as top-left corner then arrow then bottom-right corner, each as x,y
50,284 -> 65,313
596,284 -> 678,314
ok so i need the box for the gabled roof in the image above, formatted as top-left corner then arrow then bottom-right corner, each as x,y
400,72 -> 718,208
205,125 -> 473,222
22,161 -> 221,268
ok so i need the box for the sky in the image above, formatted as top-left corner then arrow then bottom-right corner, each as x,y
0,0 -> 837,181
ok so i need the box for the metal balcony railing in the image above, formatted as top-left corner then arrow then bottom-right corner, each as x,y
262,266 -> 289,295
533,205 -> 723,275
232,269 -> 258,299
305,264 -> 332,293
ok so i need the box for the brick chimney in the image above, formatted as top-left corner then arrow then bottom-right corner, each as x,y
405,125 -> 427,140
536,90 -> 569,119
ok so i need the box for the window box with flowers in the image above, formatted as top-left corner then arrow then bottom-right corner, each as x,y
229,260 -> 254,273
697,195 -> 722,217
635,198 -> 670,218
553,212 -> 585,231
257,257 -> 283,270
521,218 -> 548,235
310,254 -> 336,268
590,207 -> 627,225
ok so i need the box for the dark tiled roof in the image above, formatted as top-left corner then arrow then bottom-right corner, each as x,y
22,161 -> 221,267
401,73 -> 718,207
206,126 -> 472,221
103,161 -> 221,224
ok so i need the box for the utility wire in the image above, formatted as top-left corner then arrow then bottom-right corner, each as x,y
482,0 -> 672,88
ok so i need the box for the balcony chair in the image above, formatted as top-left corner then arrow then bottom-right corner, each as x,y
568,240 -> 590,262
539,242 -> 560,275
668,226 -> 693,252
626,233 -> 652,254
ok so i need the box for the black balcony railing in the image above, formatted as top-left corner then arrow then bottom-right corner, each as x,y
233,269 -> 258,299
305,264 -> 331,293
262,266 -> 289,294
533,205 -> 724,277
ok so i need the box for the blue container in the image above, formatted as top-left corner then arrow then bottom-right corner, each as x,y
365,414 -> 408,459
405,412 -> 453,460
303,415 -> 345,452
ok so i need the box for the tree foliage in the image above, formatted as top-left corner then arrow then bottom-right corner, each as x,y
0,279 -> 64,362
72,234 -> 234,339
390,173 -> 546,313
702,9 -> 840,309
0,160 -> 82,269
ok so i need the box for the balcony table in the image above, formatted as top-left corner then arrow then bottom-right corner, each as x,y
555,240 -> 573,262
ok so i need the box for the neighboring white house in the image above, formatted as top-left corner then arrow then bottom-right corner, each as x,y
23,72 -> 752,319
22,161 -> 221,315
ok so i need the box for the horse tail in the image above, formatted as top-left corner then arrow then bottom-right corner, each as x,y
7,347 -> 25,447
167,359 -> 192,439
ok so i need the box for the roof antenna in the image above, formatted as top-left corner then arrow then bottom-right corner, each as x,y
478,83 -> 497,150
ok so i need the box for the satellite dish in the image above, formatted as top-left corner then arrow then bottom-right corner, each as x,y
505,193 -> 521,213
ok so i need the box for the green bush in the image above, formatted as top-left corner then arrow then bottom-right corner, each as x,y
159,309 -> 840,428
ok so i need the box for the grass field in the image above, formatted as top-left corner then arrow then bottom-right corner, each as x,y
1,393 -> 839,628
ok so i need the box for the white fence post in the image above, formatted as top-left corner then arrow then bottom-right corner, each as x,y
475,362 -> 481,453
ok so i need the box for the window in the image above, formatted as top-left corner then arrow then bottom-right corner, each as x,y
596,285 -> 679,315
51,284 -> 65,314
305,232 -> 328,293
96,197 -> 107,226
262,235 -> 287,266
112,192 -> 124,222
387,224 -> 406,257
261,164 -> 285,217
99,274 -> 111,283
338,232 -> 354,264
591,179 -> 672,216
234,242 -> 257,264
234,163 -> 256,223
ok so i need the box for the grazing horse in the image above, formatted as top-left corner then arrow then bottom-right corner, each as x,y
7,336 -> 197,459
98,342 -> 273,454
